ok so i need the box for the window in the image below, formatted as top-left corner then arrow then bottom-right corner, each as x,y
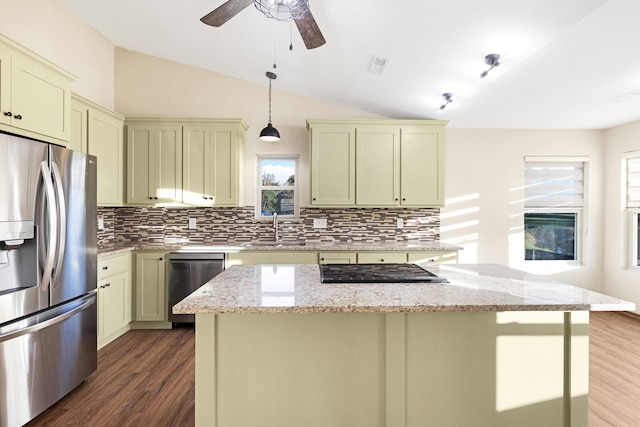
626,154 -> 640,267
257,156 -> 298,218
524,159 -> 586,261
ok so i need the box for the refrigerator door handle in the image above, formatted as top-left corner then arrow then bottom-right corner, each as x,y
51,161 -> 66,286
38,160 -> 58,292
0,293 -> 96,344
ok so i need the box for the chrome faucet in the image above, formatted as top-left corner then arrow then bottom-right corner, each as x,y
273,212 -> 279,242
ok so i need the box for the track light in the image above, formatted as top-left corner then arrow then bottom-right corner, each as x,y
439,93 -> 455,111
479,53 -> 502,79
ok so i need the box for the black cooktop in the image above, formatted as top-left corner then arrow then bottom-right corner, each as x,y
319,263 -> 448,284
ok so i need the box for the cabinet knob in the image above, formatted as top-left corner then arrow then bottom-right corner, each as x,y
149,197 -> 153,200
14,114 -> 22,120
159,258 -> 163,261
102,266 -> 108,270
320,258 -> 325,261
202,196 -> 206,199
402,198 -> 406,201
380,259 -> 384,262
395,198 -> 398,201
312,197 -> 316,201
3,112 -> 11,117
154,197 -> 159,200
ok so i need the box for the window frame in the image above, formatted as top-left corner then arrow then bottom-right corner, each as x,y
624,151 -> 640,270
523,157 -> 588,264
255,154 -> 299,220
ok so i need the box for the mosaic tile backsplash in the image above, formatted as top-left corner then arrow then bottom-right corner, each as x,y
97,206 -> 440,249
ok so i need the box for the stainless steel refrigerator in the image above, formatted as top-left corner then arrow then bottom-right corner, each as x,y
0,131 -> 97,427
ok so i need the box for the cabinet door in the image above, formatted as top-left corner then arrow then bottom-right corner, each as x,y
135,252 -> 166,322
356,127 -> 400,206
69,98 -> 88,153
310,126 -> 356,206
209,126 -> 238,206
10,55 -> 70,142
88,109 -> 124,206
155,126 -> 182,203
400,127 -> 445,206
126,125 -> 154,204
0,47 -> 10,127
99,271 -> 130,339
182,126 -> 212,206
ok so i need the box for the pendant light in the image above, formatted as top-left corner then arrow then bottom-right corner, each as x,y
259,71 -> 280,142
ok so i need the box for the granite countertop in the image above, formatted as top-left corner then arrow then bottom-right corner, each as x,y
97,241 -> 462,256
172,263 -> 635,314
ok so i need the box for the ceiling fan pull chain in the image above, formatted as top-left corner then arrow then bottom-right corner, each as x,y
272,21 -> 277,68
289,21 -> 294,51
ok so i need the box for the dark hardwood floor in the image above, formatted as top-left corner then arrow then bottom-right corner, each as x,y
27,327 -> 195,427
25,312 -> 640,427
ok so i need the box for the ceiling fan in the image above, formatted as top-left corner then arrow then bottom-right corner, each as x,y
200,0 -> 326,49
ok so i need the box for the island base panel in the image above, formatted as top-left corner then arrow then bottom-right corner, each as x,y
195,311 -> 588,427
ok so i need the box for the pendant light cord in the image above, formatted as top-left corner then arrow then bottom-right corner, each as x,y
268,77 -> 273,125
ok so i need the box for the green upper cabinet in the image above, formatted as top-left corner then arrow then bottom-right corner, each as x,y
310,126 -> 356,206
356,126 -> 401,206
126,118 -> 247,207
126,124 -> 182,205
183,124 -> 244,207
0,34 -> 74,145
307,119 -> 447,208
71,94 -> 125,206
400,126 -> 445,206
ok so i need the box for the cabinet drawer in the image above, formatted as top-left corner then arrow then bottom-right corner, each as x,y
318,252 -> 357,264
357,252 -> 407,264
98,253 -> 130,279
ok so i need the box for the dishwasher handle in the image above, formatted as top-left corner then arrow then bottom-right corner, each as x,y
167,252 -> 225,261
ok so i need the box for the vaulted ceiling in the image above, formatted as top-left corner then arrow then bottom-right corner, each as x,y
60,0 -> 640,129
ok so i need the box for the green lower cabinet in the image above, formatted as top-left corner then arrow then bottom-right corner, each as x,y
135,251 -> 167,322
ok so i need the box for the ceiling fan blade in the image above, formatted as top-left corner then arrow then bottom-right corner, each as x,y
200,0 -> 254,27
294,10 -> 326,49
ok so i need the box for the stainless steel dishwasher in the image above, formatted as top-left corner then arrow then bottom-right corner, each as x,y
167,252 -> 225,325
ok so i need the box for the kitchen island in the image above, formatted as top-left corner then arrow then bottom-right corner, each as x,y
173,263 -> 634,427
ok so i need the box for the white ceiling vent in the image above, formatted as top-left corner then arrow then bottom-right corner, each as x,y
368,55 -> 389,74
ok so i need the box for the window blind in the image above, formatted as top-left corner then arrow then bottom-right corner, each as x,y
524,161 -> 585,208
628,156 -> 640,208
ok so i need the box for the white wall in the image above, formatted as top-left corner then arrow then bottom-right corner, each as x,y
441,129 -> 606,291
0,0 -> 115,109
603,120 -> 640,311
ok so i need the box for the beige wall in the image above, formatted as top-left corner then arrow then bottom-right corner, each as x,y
441,129 -> 606,291
0,0 -> 115,109
114,48 -> 383,208
602,120 -> 640,310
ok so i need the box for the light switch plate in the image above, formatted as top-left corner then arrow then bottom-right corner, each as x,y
189,218 -> 197,229
313,218 -> 328,229
97,218 -> 104,230
397,218 -> 404,229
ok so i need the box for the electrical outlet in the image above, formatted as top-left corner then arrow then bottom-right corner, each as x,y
188,218 -> 197,229
97,218 -> 104,230
397,218 -> 404,229
313,218 -> 328,229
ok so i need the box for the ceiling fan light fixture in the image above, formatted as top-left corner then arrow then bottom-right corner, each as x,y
260,71 -> 280,142
254,0 -> 309,22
